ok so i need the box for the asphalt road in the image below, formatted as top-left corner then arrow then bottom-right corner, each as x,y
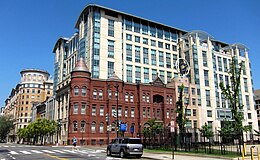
0,143 -> 149,160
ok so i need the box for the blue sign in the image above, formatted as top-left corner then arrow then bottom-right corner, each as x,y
120,124 -> 127,132
130,126 -> 134,134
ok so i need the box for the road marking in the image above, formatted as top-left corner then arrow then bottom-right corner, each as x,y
42,150 -> 55,153
1,159 -> 6,160
9,151 -> 19,155
63,149 -> 77,153
3,146 -> 8,147
52,150 -> 66,153
20,151 -> 31,154
31,150 -> 43,153
43,153 -> 68,160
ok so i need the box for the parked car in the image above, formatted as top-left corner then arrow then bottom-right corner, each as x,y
107,137 -> 143,158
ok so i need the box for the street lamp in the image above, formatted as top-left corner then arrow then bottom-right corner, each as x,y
114,83 -> 119,138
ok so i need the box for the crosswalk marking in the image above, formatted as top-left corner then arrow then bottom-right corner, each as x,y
31,150 -> 43,153
63,149 -> 77,153
42,150 -> 55,153
9,151 -> 19,155
20,151 -> 31,154
52,150 -> 65,153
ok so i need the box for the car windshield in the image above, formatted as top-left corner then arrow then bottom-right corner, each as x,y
122,138 -> 142,144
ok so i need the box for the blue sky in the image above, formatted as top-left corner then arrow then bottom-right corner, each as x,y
0,0 -> 259,106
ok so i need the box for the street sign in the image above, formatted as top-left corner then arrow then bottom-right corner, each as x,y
130,126 -> 134,134
170,121 -> 175,132
120,123 -> 127,132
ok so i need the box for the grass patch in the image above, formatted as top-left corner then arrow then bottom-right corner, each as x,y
144,148 -> 240,158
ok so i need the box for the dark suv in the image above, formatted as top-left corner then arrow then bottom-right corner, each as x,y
107,137 -> 143,158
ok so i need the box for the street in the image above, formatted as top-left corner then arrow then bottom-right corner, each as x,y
0,143 -> 151,160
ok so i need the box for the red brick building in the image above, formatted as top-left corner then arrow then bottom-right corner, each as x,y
68,58 -> 176,145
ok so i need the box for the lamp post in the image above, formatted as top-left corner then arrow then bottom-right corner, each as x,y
114,83 -> 119,138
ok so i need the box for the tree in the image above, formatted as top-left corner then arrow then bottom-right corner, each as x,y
142,119 -> 163,146
220,57 -> 244,153
0,116 -> 14,141
200,123 -> 213,153
218,120 -> 234,144
175,84 -> 189,148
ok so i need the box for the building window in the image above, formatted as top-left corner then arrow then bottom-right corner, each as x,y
74,87 -> 79,96
100,123 -> 104,133
206,90 -> 211,106
99,90 -> 103,99
186,120 -> 192,128
159,51 -> 164,67
108,19 -> 114,37
157,29 -> 163,39
81,121 -> 85,132
204,70 -> 209,86
248,113 -> 252,119
73,121 -> 78,131
167,109 -> 170,118
126,65 -> 132,82
148,108 -> 151,117
92,105 -> 96,116
130,94 -> 134,102
143,48 -> 149,64
167,71 -> 172,83
218,57 -> 222,71
146,94 -> 150,103
91,122 -> 96,133
202,51 -> 207,67
125,107 -> 128,117
100,105 -> 104,116
246,95 -> 250,110
93,89 -> 97,99
125,93 -> 129,102
207,110 -> 212,117
135,36 -> 140,43
125,19 -> 132,31
108,40 -> 114,58
108,89 -> 112,99
126,34 -> 132,41
142,25 -> 148,35
135,46 -> 141,63
118,107 -> 122,117
185,109 -> 191,116
143,38 -> 148,45
166,53 -> 171,68
126,44 -> 132,61
135,66 -> 141,83
131,108 -> 135,117
159,70 -> 165,83
82,87 -> 86,96
151,49 -> 156,66
158,41 -> 163,48
134,22 -> 140,33
192,98 -> 196,105
165,43 -> 170,50
143,108 -> 146,117
74,103 -> 78,114
193,109 -> 197,116
107,61 -> 114,78
151,40 -> 156,46
144,68 -> 149,83
169,96 -> 173,104
150,27 -> 156,37
172,54 -> 177,66
81,103 -> 86,114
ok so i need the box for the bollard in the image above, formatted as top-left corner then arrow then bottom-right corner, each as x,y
251,146 -> 255,160
244,143 -> 247,156
242,146 -> 245,160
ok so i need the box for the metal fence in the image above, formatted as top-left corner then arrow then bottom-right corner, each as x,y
142,127 -> 260,155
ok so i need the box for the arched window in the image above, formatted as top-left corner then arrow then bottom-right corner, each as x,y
74,86 -> 79,96
146,94 -> 150,103
166,95 -> 169,104
99,122 -> 104,133
99,90 -> 103,99
82,87 -> 86,96
93,89 -> 97,99
142,94 -> 146,102
91,122 -> 96,133
81,121 -> 85,132
73,121 -> 78,131
130,93 -> 134,102
125,92 -> 129,102
111,122 -> 116,132
169,96 -> 173,104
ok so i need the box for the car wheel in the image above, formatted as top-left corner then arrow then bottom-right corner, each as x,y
107,148 -> 111,156
119,149 -> 125,158
136,154 -> 142,158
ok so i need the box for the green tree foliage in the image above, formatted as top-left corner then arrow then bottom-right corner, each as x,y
17,118 -> 57,145
219,57 -> 243,135
0,116 -> 14,141
200,123 -> 213,139
142,119 -> 163,145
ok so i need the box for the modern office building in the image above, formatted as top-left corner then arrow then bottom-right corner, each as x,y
52,4 -> 257,143
4,69 -> 53,142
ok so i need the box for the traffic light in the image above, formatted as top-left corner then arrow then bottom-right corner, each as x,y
106,113 -> 109,122
112,110 -> 117,118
